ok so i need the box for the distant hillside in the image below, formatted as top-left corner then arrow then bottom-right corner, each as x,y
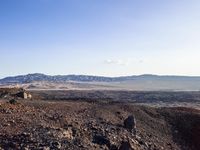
1,73 -> 200,84
0,73 -> 118,83
1,73 -> 200,91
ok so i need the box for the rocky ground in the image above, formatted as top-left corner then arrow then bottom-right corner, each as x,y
0,88 -> 200,150
0,99 -> 200,150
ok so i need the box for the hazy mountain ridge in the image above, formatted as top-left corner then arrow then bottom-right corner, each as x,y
0,73 -> 145,84
0,73 -> 120,84
2,73 -> 200,91
1,73 -> 200,84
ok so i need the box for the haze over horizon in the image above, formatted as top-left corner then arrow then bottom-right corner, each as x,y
2,73 -> 200,80
1,0 -> 200,78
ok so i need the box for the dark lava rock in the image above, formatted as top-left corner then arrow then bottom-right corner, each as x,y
9,99 -> 17,105
15,91 -> 28,99
119,141 -> 134,150
124,115 -> 136,134
51,141 -> 61,149
93,134 -> 110,146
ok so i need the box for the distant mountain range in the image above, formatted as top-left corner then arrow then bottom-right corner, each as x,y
1,73 -> 200,91
0,73 -> 128,84
1,73 -> 200,84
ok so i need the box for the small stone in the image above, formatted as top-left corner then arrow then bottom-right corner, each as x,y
43,146 -> 50,150
6,123 -> 11,126
63,128 -> 73,140
51,141 -> 61,149
23,147 -> 29,150
11,120 -> 15,123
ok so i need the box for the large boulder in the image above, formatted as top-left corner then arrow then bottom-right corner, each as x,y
15,91 -> 28,99
124,115 -> 136,135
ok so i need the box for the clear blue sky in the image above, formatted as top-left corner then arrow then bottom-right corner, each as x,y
0,0 -> 200,78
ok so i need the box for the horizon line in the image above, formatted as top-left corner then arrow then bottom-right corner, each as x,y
1,73 -> 200,79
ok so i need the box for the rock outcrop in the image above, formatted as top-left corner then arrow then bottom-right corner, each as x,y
0,88 -> 32,99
